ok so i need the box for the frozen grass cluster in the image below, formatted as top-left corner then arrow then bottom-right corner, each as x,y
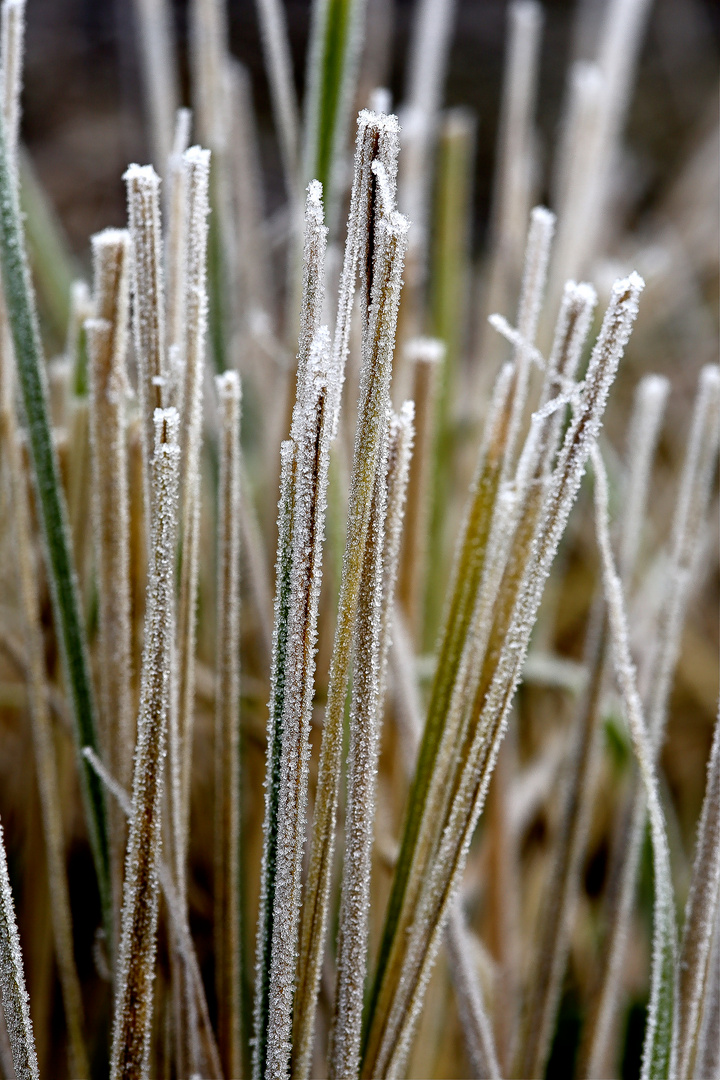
0,0 -> 717,1078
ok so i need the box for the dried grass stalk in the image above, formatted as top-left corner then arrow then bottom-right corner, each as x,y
175,145 -> 211,901
87,228 -> 134,816
676,705 -> 720,1080
214,371 -> 243,1080
110,408 -> 180,1080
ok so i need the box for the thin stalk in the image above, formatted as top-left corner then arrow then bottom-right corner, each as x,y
110,408 -> 180,1080
124,163 -> 168,527
0,817 -> 39,1080
388,606 -> 502,1080
83,746 -> 223,1080
0,62 -> 112,941
676,705 -> 720,1080
131,0 -> 179,170
330,410 -> 391,1080
214,370 -> 243,1080
397,337 -> 443,639
253,0 -> 300,197
514,369 -> 668,1080
253,185 -> 330,1080
478,0 -> 543,371
0,361 -> 89,1077
445,903 -> 501,1080
88,228 -> 133,790
591,444 -> 678,1080
175,145 -> 211,903
165,109 -> 191,361
694,903 -> 720,1080
303,0 -> 368,219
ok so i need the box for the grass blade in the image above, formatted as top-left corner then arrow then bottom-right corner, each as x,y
303,0 -> 367,217
676,704 -> 720,1080
591,444 -> 678,1080
0,64 -> 112,942
110,408 -> 180,1080
214,371 -> 243,1080
0,817 -> 39,1080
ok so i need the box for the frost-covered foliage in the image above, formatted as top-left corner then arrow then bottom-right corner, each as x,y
0,0 -> 717,1078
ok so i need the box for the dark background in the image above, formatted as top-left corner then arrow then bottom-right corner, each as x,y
21,0 -> 720,261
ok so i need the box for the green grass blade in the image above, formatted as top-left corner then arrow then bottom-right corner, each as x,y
0,115 -> 112,939
304,0 -> 367,214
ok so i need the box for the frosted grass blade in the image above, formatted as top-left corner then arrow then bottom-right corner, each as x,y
591,444 -> 678,1080
0,71 -> 112,941
110,409 -> 180,1080
676,704 -> 720,1080
214,371 -> 243,1080
0,817 -> 39,1080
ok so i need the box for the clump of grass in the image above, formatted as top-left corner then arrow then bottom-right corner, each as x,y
0,0 -> 717,1078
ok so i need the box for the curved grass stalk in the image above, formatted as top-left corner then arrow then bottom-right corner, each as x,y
591,444 -> 678,1080
0,59 -> 112,942
582,364 -> 720,1079
676,704 -> 720,1080
110,408 -> 180,1080
0,816 -> 39,1080
514,369 -> 668,1080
